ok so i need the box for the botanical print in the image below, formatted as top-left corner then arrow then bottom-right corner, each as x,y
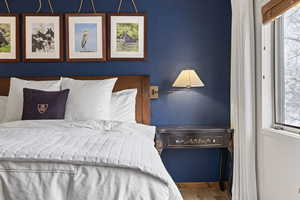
31,23 -> 55,53
0,24 -> 11,53
117,23 -> 139,52
75,23 -> 97,52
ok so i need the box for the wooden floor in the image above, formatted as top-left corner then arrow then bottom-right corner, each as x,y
177,182 -> 229,200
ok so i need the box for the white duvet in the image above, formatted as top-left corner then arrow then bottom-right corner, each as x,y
0,120 -> 183,200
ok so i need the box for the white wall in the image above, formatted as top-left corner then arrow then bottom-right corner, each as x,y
260,130 -> 300,200
256,0 -> 300,199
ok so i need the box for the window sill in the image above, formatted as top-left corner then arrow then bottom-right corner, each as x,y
261,128 -> 300,140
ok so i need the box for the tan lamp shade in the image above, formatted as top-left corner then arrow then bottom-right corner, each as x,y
173,69 -> 204,88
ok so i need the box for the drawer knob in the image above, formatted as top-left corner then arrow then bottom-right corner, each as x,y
176,139 -> 184,144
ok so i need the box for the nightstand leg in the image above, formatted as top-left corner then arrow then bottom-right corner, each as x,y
219,148 -> 228,191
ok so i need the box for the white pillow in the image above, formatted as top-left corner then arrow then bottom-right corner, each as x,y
61,77 -> 117,121
0,96 -> 8,123
4,78 -> 61,122
111,89 -> 137,123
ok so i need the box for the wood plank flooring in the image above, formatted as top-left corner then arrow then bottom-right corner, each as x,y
177,182 -> 229,200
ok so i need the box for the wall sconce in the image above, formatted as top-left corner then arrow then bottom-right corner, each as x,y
173,69 -> 205,88
150,69 -> 204,99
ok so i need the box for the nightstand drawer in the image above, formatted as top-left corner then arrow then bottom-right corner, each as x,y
155,126 -> 233,151
168,135 -> 224,147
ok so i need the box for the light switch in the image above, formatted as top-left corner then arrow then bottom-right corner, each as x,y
150,86 -> 159,99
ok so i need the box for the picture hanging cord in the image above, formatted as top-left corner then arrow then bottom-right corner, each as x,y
4,0 -> 11,13
36,0 -> 54,13
77,0 -> 97,13
48,0 -> 54,14
117,0 -> 138,13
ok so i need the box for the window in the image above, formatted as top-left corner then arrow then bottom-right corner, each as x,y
275,4 -> 300,129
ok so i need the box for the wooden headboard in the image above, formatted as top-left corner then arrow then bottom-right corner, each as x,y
0,76 -> 151,125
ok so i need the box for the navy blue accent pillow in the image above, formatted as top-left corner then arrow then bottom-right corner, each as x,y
22,88 -> 70,120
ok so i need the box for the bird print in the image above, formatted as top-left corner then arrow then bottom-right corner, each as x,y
81,30 -> 89,49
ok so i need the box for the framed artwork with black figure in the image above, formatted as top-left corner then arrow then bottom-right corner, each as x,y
0,0 -> 20,62
23,14 -> 63,62
108,0 -> 147,61
23,0 -> 63,62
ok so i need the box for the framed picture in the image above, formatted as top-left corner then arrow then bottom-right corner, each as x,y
0,14 -> 19,62
23,14 -> 63,62
65,13 -> 106,62
108,13 -> 147,61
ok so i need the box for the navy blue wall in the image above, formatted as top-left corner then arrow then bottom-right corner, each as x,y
0,0 -> 231,182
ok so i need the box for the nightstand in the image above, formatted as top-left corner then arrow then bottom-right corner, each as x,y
155,126 -> 234,194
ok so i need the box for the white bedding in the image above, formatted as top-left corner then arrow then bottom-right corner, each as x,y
0,120 -> 182,200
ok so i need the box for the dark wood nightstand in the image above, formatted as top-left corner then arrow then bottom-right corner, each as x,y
155,126 -> 234,196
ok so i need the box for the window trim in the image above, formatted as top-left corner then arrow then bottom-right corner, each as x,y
260,12 -> 300,140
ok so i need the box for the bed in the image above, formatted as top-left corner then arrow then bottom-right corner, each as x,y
0,76 -> 182,200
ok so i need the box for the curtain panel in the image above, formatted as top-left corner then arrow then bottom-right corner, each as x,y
231,0 -> 258,199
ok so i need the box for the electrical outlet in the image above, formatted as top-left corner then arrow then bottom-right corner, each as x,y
150,86 -> 159,99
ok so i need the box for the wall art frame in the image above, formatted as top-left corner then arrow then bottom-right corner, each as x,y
0,14 -> 20,62
108,13 -> 147,61
65,13 -> 106,62
23,13 -> 63,62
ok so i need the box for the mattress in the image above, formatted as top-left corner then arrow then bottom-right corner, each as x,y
0,120 -> 183,200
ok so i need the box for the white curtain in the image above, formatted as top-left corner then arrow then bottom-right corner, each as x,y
231,0 -> 258,199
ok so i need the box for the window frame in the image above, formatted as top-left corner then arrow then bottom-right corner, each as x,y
273,15 -> 300,133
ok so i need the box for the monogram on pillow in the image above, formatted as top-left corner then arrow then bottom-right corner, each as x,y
37,104 -> 49,114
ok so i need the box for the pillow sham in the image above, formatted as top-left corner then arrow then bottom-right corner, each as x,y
22,88 -> 70,120
61,77 -> 117,121
4,78 -> 62,122
0,96 -> 7,123
111,89 -> 137,122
